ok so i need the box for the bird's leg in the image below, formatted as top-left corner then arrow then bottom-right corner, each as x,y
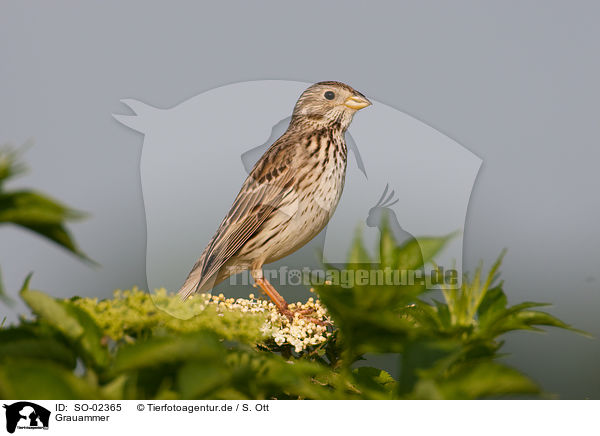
254,277 -> 289,313
252,270 -> 327,326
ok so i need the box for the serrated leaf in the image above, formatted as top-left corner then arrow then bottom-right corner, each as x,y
353,366 -> 396,394
477,285 -> 507,322
402,232 -> 458,269
432,299 -> 451,329
396,238 -> 426,270
493,309 -> 591,337
399,302 -> 441,331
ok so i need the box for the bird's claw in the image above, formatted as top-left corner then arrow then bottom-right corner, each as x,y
280,309 -> 329,326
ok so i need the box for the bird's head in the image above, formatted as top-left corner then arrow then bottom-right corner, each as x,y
290,81 -> 371,131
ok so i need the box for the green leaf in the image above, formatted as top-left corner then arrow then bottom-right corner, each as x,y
316,283 -> 417,360
492,308 -> 591,337
0,334 -> 77,368
319,227 -> 458,362
20,277 -> 84,339
0,190 -> 85,223
0,144 -> 92,262
400,232 -> 458,270
477,284 -> 507,323
398,339 -> 462,395
0,145 -> 28,188
0,359 -> 98,399
0,266 -> 15,306
432,299 -> 451,329
178,362 -> 229,399
347,226 -> 372,265
99,375 -> 128,400
378,212 -> 397,267
353,366 -> 396,394
111,332 -> 224,375
398,302 -> 442,332
60,301 -> 110,368
396,238 -> 427,270
436,361 -> 540,399
19,280 -> 109,368
0,190 -> 91,261
226,352 -> 332,400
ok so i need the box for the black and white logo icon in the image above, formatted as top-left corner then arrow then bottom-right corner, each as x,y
3,402 -> 50,434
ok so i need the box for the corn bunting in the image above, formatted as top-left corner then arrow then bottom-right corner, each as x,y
179,81 -> 371,321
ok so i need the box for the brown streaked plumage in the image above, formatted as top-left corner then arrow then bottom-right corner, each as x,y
178,81 -> 371,321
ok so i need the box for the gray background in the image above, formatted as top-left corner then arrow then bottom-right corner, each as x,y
1,1 -> 598,399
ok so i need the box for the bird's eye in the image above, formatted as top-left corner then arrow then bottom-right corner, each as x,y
324,91 -> 335,100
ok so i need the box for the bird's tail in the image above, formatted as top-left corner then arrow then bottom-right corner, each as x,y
177,254 -> 225,301
178,263 -> 204,301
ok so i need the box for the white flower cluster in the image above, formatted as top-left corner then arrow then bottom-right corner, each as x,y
262,297 -> 332,353
190,291 -> 332,353
191,292 -> 272,314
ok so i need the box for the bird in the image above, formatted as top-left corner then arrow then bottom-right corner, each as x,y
178,81 -> 371,321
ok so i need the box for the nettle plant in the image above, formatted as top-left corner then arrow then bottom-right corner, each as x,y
0,146 -> 586,399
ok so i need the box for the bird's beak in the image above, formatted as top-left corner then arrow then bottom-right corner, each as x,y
344,95 -> 372,110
